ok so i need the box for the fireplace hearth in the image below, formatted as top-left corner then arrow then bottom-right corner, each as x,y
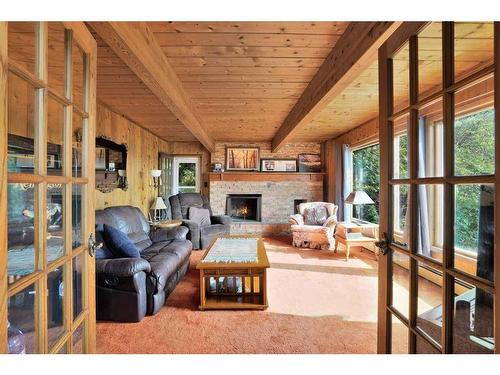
226,194 -> 262,222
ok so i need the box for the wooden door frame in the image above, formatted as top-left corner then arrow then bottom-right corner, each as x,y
378,21 -> 500,354
0,22 -> 96,354
0,21 -> 8,353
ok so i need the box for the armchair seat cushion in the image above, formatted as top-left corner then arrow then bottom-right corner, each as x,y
290,224 -> 330,233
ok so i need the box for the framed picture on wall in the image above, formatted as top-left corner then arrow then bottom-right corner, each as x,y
261,159 -> 297,172
226,147 -> 260,171
298,153 -> 322,172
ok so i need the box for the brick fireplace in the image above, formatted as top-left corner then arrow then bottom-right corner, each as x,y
209,175 -> 323,234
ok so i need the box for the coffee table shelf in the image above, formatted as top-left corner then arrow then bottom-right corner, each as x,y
203,295 -> 267,310
196,236 -> 269,310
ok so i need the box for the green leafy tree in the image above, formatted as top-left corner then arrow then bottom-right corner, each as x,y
453,109 -> 494,250
353,144 -> 380,223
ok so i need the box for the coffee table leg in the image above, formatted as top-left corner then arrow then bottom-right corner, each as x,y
262,270 -> 268,308
199,270 -> 206,310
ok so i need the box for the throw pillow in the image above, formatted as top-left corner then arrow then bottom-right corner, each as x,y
189,206 -> 211,226
303,206 -> 328,226
103,224 -> 140,258
94,224 -> 115,259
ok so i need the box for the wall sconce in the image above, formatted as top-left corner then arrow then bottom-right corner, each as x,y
150,169 -> 162,189
118,169 -> 128,190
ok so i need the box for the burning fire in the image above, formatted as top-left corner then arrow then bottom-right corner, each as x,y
237,206 -> 249,216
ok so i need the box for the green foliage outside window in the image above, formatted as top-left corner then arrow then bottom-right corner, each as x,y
178,163 -> 196,187
454,109 -> 494,250
351,108 -> 494,252
352,144 -> 380,224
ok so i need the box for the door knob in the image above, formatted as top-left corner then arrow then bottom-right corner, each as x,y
375,232 -> 389,256
88,233 -> 103,257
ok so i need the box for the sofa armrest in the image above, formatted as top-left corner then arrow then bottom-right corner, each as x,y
96,258 -> 151,278
210,215 -> 232,226
289,214 -> 304,226
323,215 -> 338,230
182,219 -> 201,231
149,226 -> 189,243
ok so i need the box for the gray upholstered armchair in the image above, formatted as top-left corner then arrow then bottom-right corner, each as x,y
289,202 -> 338,250
169,193 -> 231,249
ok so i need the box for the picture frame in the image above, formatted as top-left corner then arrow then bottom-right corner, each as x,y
298,153 -> 322,172
226,147 -> 260,171
261,159 -> 297,172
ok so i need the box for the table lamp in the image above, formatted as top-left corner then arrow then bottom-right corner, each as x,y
150,196 -> 168,227
345,190 -> 374,223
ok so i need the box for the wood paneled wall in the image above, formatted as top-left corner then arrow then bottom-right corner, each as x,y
95,103 -> 210,214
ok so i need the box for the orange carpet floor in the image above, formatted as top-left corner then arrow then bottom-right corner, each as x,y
96,236 -> 380,354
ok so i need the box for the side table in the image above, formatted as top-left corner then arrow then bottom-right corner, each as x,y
150,219 -> 182,231
334,221 -> 379,260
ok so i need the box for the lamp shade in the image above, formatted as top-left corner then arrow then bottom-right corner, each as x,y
150,197 -> 167,210
345,190 -> 375,205
150,169 -> 162,178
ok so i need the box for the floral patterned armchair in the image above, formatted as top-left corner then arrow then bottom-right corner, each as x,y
289,202 -> 338,250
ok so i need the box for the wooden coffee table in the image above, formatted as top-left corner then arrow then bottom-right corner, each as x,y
196,236 -> 270,310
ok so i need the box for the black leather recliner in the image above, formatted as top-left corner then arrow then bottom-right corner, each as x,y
169,193 -> 231,249
95,205 -> 192,322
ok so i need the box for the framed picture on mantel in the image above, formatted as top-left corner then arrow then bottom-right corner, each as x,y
261,159 -> 297,172
226,147 -> 260,171
298,153 -> 322,172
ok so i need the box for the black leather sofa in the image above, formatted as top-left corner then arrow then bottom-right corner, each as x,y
169,193 -> 231,249
95,205 -> 192,322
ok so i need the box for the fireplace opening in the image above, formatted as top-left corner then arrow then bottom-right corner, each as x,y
226,194 -> 262,222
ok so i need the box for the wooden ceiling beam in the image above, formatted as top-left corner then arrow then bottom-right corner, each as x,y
271,21 -> 402,152
88,22 -> 215,152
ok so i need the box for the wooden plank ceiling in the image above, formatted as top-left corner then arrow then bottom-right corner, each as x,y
89,22 -> 493,147
90,30 -> 197,142
148,21 -> 349,142
296,21 -> 495,142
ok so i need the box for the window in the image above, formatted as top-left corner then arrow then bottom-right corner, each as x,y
172,156 -> 200,194
352,143 -> 380,224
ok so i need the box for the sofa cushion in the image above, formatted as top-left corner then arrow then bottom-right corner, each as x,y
141,240 -> 192,292
189,207 -> 211,226
303,206 -> 328,226
103,224 -> 141,258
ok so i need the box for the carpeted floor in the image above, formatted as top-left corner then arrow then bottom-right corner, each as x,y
96,236 -> 381,354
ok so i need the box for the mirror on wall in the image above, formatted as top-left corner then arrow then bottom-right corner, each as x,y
95,136 -> 128,193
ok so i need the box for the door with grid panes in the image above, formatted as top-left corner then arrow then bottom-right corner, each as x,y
377,22 -> 499,354
0,22 -> 97,353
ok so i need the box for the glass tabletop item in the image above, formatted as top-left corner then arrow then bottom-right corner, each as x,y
202,237 -> 259,263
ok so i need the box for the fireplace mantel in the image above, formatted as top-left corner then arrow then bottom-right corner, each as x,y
208,172 -> 325,182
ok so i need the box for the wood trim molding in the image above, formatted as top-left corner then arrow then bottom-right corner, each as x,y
208,172 -> 324,183
88,22 -> 215,152
271,22 -> 401,153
